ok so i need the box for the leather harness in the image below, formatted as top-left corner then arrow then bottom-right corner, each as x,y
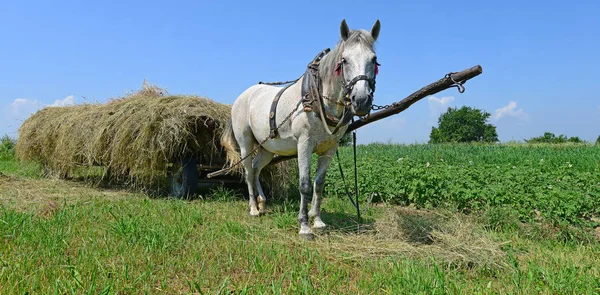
266,48 -> 376,139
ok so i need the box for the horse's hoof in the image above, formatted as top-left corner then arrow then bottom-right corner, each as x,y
312,225 -> 327,234
258,204 -> 267,215
258,200 -> 266,211
249,210 -> 260,217
312,218 -> 327,234
299,232 -> 315,241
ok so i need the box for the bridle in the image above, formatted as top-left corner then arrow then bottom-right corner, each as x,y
333,57 -> 379,105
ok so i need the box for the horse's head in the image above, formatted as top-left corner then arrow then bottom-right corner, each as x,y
335,19 -> 381,116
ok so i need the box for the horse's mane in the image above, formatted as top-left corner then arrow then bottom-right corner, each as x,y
319,29 -> 376,96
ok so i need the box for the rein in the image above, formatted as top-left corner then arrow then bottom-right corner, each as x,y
335,121 -> 361,223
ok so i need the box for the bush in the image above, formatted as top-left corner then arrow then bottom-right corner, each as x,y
526,132 -> 583,144
0,134 -> 16,160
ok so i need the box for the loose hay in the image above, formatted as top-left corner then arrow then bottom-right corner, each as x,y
316,206 -> 508,271
15,82 -> 295,196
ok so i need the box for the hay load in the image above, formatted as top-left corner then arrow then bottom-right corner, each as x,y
15,82 -> 295,196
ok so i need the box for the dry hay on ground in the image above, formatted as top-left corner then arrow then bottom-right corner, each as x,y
0,174 -> 133,215
308,206 -> 508,271
15,82 -> 295,196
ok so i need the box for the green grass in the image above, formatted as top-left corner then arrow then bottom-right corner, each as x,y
2,141 -> 600,294
1,187 -> 599,294
0,156 -> 44,179
0,135 -> 44,179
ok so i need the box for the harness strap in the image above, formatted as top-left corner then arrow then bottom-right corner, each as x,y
301,48 -> 331,111
268,81 -> 298,138
312,93 -> 353,135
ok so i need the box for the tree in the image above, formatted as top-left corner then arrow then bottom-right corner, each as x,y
429,106 -> 499,143
339,132 -> 353,147
596,135 -> 600,145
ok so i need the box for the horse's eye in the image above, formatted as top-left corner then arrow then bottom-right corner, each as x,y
372,57 -> 380,65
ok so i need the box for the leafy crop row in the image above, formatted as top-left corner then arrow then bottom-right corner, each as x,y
324,143 -> 600,227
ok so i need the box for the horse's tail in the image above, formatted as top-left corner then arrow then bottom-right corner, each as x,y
220,118 -> 242,170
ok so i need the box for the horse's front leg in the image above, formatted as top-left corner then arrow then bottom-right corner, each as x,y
296,138 -> 314,240
308,146 -> 337,232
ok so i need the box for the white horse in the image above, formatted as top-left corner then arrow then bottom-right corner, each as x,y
221,19 -> 381,240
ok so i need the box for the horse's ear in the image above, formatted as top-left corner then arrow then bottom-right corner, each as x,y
370,19 -> 381,41
340,19 -> 350,41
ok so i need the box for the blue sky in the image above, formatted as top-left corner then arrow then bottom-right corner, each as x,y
1,0 -> 599,143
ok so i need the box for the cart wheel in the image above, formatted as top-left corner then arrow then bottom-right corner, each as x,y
170,156 -> 198,199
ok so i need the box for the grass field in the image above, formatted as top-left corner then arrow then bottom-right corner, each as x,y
2,139 -> 600,294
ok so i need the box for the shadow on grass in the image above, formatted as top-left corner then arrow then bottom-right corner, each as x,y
319,209 -> 376,234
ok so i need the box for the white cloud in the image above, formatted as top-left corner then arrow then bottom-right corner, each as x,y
11,98 -> 42,115
427,95 -> 455,126
1,95 -> 76,137
493,101 -> 528,121
0,98 -> 43,137
50,95 -> 75,107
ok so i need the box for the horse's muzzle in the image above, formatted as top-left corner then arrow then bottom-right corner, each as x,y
352,95 -> 373,116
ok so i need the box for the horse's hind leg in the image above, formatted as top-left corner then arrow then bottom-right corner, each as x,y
252,147 -> 274,215
235,128 -> 261,216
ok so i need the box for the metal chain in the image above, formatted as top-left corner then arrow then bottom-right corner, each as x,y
371,102 -> 396,111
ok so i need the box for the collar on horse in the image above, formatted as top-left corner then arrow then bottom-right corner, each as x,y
266,48 -> 377,139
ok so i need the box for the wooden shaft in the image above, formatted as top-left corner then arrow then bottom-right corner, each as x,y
346,65 -> 482,132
